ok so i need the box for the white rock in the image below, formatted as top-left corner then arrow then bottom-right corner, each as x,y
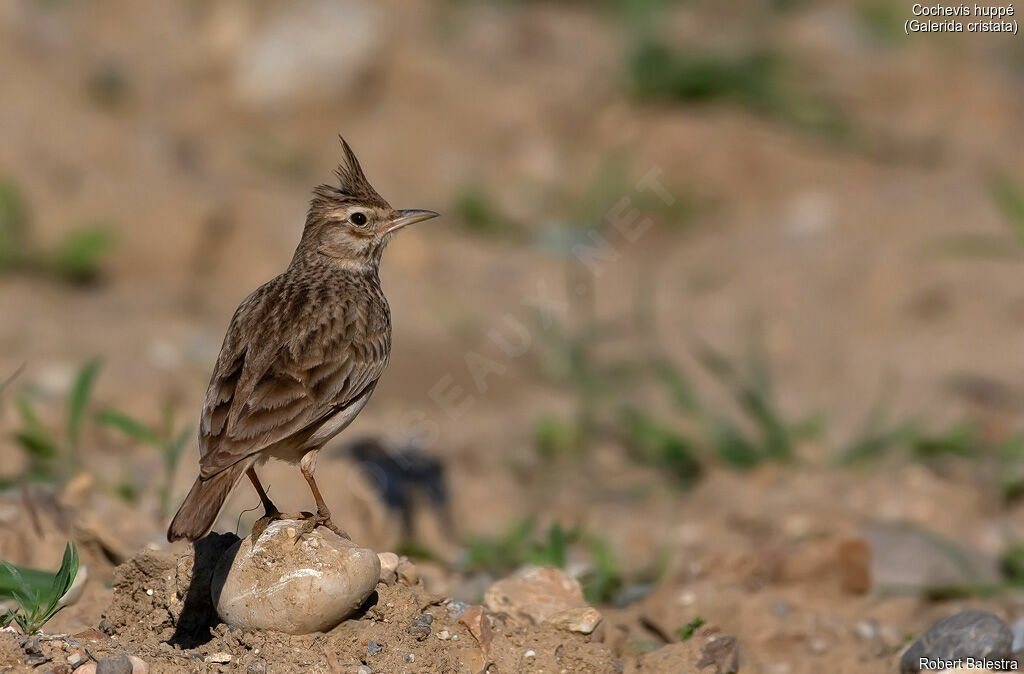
378,551 -> 399,585
212,520 -> 380,634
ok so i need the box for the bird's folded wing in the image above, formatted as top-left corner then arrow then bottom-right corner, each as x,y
197,280 -> 389,478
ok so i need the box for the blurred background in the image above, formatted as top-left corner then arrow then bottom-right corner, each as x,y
2,0 -> 1024,670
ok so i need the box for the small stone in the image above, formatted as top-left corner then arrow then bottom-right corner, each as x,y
421,613 -> 434,625
247,660 -> 268,674
377,552 -> 399,585
212,519 -> 380,634
524,649 -> 536,658
447,600 -> 469,619
901,610 -> 1012,673
855,620 -> 878,641
68,653 -> 84,665
407,616 -> 432,641
403,653 -> 414,663
205,653 -> 232,664
544,606 -> 602,634
396,560 -> 417,586
356,666 -> 372,674
76,665 -> 97,674
451,634 -> 459,641
485,567 -> 600,628
698,636 -> 741,674
437,630 -> 451,640
459,606 -> 494,653
806,637 -> 829,654
127,655 -> 149,674
96,655 -> 133,674
366,641 -> 382,655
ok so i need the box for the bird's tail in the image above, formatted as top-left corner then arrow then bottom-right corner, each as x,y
167,462 -> 247,542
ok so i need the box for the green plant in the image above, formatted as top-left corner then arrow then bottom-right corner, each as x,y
932,174 -> 1024,260
96,406 -> 190,516
0,179 -> 29,270
452,184 -> 507,237
461,519 -> 624,604
45,224 -> 116,283
618,407 -> 701,485
626,40 -> 849,141
1,543 -> 79,635
678,615 -> 706,641
10,358 -> 101,484
0,177 -> 115,283
836,376 -> 913,464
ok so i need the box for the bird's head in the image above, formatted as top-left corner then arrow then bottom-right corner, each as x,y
296,137 -> 438,269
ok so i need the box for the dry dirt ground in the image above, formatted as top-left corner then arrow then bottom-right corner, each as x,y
3,0 -> 1024,672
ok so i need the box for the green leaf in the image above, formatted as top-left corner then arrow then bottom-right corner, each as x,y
991,175 -> 1024,244
68,358 -> 101,451
95,410 -> 161,447
47,226 -> 115,283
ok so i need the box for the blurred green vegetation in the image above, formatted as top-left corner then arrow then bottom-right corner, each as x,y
8,358 -> 101,487
933,174 -> 1024,259
0,179 -> 115,284
96,406 -> 191,517
461,518 -> 627,604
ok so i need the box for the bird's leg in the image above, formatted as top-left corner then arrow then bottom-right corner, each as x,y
248,467 -> 315,540
247,468 -> 280,519
297,450 -> 350,540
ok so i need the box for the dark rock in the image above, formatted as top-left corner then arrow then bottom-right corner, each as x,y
406,616 -> 432,640
699,636 -> 740,674
366,640 -> 382,655
96,655 -> 133,674
901,610 -> 1012,673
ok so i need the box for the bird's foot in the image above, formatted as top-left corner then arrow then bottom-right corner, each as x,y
252,510 -> 313,541
293,511 -> 350,543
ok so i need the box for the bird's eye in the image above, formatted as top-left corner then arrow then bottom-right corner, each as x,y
349,212 -> 368,226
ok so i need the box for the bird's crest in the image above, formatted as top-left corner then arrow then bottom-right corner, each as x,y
312,136 -> 390,209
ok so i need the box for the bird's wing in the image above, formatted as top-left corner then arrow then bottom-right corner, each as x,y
197,275 -> 390,478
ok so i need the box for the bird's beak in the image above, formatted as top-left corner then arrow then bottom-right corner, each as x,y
386,209 -> 439,234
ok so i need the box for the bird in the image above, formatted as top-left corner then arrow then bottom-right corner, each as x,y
167,137 -> 438,542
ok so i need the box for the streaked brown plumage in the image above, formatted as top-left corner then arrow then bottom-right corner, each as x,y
167,138 -> 438,542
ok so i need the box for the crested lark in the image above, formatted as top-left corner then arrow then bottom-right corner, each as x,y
167,138 -> 438,542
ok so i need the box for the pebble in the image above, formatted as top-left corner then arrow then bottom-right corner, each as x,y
205,653 -> 232,664
855,620 -> 878,641
96,655 -> 133,674
356,666 -> 372,674
377,552 -> 399,585
247,660 -> 268,674
437,630 -> 451,640
403,653 -> 415,663
127,656 -> 149,674
545,606 -> 602,634
396,560 -> 417,586
406,616 -> 432,641
446,600 -> 469,619
366,641 -> 382,655
212,520 -> 380,634
484,566 -> 602,630
459,605 -> 494,652
806,637 -> 829,655
900,610 -> 1012,673
524,649 -> 536,658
